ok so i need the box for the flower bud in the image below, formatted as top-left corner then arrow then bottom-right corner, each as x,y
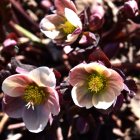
89,3 -> 105,31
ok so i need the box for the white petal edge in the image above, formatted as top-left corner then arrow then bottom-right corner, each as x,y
93,99 -> 115,110
64,8 -> 82,29
66,34 -> 79,43
92,89 -> 116,109
71,84 -> 93,109
40,15 -> 65,39
28,67 -> 56,87
41,29 -> 60,39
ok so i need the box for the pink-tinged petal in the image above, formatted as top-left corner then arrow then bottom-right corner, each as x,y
66,33 -> 79,44
108,69 -> 124,93
16,67 -> 30,74
49,114 -> 53,125
22,105 -> 50,133
2,95 -> 25,118
102,69 -> 112,78
69,63 -> 88,86
55,0 -> 77,15
108,69 -> 123,82
3,38 -> 17,47
28,67 -> 56,87
107,82 -> 123,96
71,84 -> 93,109
40,14 -> 65,39
65,8 -> 82,29
123,84 -> 130,93
2,74 -> 31,97
45,87 -> 60,116
73,27 -> 82,35
92,89 -> 116,109
85,62 -> 109,74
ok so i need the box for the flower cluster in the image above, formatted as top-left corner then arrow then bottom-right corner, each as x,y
1,0 -> 138,135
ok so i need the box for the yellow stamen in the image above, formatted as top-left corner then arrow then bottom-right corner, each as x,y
23,84 -> 48,106
88,73 -> 106,94
59,20 -> 76,35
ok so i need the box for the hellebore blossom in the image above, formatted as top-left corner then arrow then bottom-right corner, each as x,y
69,62 -> 124,110
40,0 -> 82,45
2,67 -> 60,133
124,0 -> 139,18
89,1 -> 105,31
118,0 -> 139,20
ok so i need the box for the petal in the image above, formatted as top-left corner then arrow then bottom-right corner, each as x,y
108,82 -> 123,96
45,87 -> 60,116
123,83 -> 130,93
85,62 -> 109,74
92,99 -> 115,110
66,33 -> 79,44
55,0 -> 77,15
65,8 -> 82,29
108,69 -> 123,82
22,105 -> 50,133
108,69 -> 124,93
16,67 -> 29,74
49,114 -> 53,125
71,84 -> 93,109
40,14 -> 65,39
28,67 -> 56,87
69,63 -> 89,86
2,74 -> 31,97
2,95 -> 25,118
92,89 -> 116,109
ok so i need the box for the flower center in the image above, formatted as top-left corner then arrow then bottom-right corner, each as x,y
59,20 -> 76,35
23,84 -> 47,107
88,73 -> 106,94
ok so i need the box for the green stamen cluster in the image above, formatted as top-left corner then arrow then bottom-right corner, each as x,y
23,84 -> 47,105
60,20 -> 76,35
88,73 -> 106,94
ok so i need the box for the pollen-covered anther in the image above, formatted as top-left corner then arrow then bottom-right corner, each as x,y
59,20 -> 76,35
88,73 -> 106,94
23,84 -> 47,106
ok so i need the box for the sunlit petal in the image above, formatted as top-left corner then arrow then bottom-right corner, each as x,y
40,14 -> 65,39
2,74 -> 31,97
85,62 -> 108,74
65,8 -> 82,28
92,90 -> 116,109
72,83 -> 93,109
69,63 -> 88,86
29,67 -> 56,87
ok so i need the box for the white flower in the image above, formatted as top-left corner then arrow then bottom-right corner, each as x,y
69,62 -> 124,110
2,67 -> 60,133
40,0 -> 82,45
